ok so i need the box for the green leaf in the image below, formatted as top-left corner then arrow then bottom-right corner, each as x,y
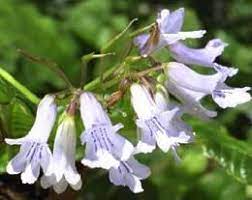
193,121 -> 252,184
9,98 -> 34,138
0,78 -> 14,104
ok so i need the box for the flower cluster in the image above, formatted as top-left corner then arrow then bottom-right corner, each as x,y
5,7 -> 251,194
134,8 -> 251,119
6,93 -> 150,193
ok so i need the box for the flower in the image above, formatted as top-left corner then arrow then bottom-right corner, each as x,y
5,95 -> 57,184
165,79 -> 217,120
168,39 -> 238,75
108,156 -> 150,193
134,8 -> 206,57
41,114 -> 82,194
80,92 -> 134,169
165,62 -> 251,110
169,39 -> 227,67
130,83 -> 193,156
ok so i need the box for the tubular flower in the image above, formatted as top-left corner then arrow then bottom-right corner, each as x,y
165,80 -> 217,120
130,84 -> 193,156
134,8 -> 206,57
168,39 -> 238,75
108,156 -> 150,193
165,62 -> 251,110
5,95 -> 57,184
80,92 -> 134,169
41,114 -> 82,194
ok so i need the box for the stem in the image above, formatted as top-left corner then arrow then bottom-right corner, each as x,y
80,62 -> 87,87
17,49 -> 74,89
83,65 -> 118,91
129,23 -> 155,38
80,52 -> 115,87
135,64 -> 163,77
0,67 -> 40,104
101,18 -> 138,53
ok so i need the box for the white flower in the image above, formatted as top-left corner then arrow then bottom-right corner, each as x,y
134,8 -> 206,57
130,84 -> 193,155
109,156 -> 150,193
165,62 -> 251,110
41,115 -> 82,194
80,92 -> 134,169
5,95 -> 57,184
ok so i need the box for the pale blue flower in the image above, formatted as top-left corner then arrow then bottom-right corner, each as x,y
130,84 -> 193,157
80,92 -> 134,169
109,156 -> 150,193
169,39 -> 227,67
168,39 -> 238,75
5,95 -> 57,184
165,62 -> 251,111
134,8 -> 206,57
41,115 -> 82,194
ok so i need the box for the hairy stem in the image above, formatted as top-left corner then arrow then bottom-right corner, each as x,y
129,23 -> 155,38
101,18 -> 138,53
17,49 -> 74,89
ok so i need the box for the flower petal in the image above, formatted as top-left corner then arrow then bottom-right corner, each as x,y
80,92 -> 112,129
161,30 -> 206,45
21,162 -> 40,184
110,127 -> 134,161
27,95 -> 57,142
109,167 -> 123,186
154,91 -> 169,111
81,149 -> 120,169
169,39 -> 228,67
155,131 -> 171,152
125,174 -> 144,193
212,84 -> 251,108
133,34 -> 150,54
157,8 -> 184,33
53,178 -> 68,194
70,179 -> 82,191
6,143 -> 30,174
127,157 -> 151,179
64,165 -> 81,186
166,62 -> 223,93
40,174 -> 56,189
131,83 -> 159,119
135,122 -> 156,154
166,80 -> 217,119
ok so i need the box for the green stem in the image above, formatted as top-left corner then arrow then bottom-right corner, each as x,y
0,67 -> 40,104
83,65 -> 118,91
101,18 -> 138,53
129,23 -> 155,38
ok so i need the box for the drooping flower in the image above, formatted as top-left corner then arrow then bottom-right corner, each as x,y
108,156 -> 150,193
5,95 -> 57,184
41,114 -> 82,194
80,92 -> 134,169
130,83 -> 193,156
169,39 -> 227,67
165,62 -> 251,110
165,79 -> 217,120
168,39 -> 238,75
134,8 -> 206,57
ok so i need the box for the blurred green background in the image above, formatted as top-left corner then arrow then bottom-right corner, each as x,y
0,0 -> 252,199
